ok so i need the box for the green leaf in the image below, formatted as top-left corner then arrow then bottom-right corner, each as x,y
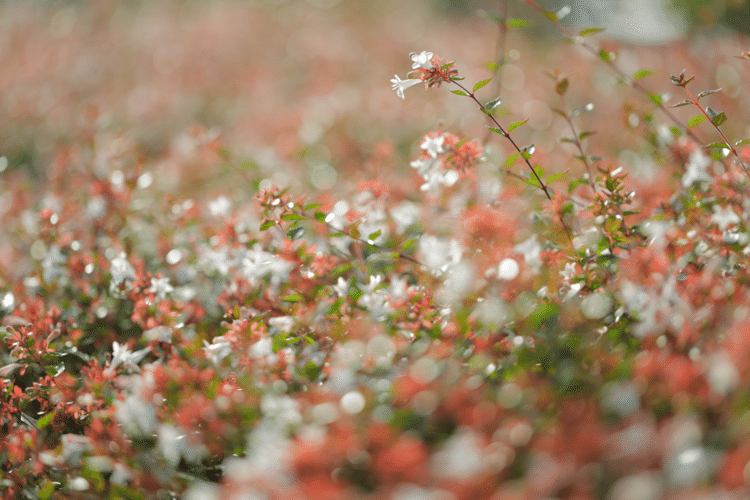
542,9 -> 558,23
451,90 -> 468,96
259,220 -> 275,231
303,203 -> 322,211
504,151 -> 520,168
507,18 -> 530,28
402,238 -> 418,252
38,481 -> 55,500
711,111 -> 727,127
546,171 -> 568,184
37,409 -> 57,430
287,226 -> 305,240
508,119 -> 529,133
598,49 -> 612,62
484,61 -> 499,73
522,177 -> 541,188
633,69 -> 654,81
473,78 -> 492,92
704,142 -> 730,149
45,364 -> 64,377
568,178 -> 590,192
282,294 -> 303,302
579,27 -> 605,37
697,88 -> 722,99
560,137 -> 576,144
646,92 -> 663,105
668,100 -> 692,108
735,138 -> 750,147
688,115 -> 707,128
556,78 -> 569,95
367,229 -> 382,241
605,217 -> 622,233
314,210 -> 327,223
281,213 -> 304,221
485,96 -> 502,110
579,131 -> 596,140
551,107 -> 567,119
488,126 -> 507,137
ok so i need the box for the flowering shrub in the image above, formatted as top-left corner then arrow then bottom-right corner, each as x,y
3,1 -> 750,499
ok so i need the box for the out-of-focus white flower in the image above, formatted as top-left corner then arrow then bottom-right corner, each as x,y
420,236 -> 463,275
711,204 -> 740,230
361,274 -> 383,293
239,245 -> 293,287
514,235 -> 542,273
109,252 -> 136,294
410,51 -> 434,69
563,282 -> 583,302
269,315 -> 294,333
557,5 -> 571,20
149,276 -> 174,300
207,196 -> 231,217
560,262 -> 577,281
106,341 -> 149,374
203,336 -> 233,365
42,245 -> 66,283
682,151 -> 712,187
391,74 -> 421,99
115,394 -> 157,435
420,134 -> 446,158
332,277 -> 349,297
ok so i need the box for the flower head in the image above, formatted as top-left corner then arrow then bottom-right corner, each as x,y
410,51 -> 434,70
106,341 -> 149,374
391,74 -> 421,99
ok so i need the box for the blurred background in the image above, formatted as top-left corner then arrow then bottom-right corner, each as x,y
1,0 -> 748,198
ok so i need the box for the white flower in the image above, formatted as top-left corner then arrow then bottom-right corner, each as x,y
107,341 -> 149,374
560,262 -> 577,281
420,134 -> 446,158
410,51 -> 434,69
556,5 -> 571,20
514,235 -> 542,273
332,277 -> 349,297
203,336 -> 233,365
711,205 -> 740,230
207,195 -> 231,217
391,74 -> 421,99
109,252 -> 136,294
268,315 -> 294,333
148,276 -> 174,300
682,151 -> 712,187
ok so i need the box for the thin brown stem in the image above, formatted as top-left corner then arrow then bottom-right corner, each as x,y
521,0 -> 735,173
558,94 -> 597,193
449,80 -> 574,243
681,85 -> 750,177
452,80 -> 552,201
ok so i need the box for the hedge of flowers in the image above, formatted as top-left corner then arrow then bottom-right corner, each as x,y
3,1 -> 750,499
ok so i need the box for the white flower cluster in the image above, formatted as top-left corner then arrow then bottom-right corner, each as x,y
410,134 -> 460,194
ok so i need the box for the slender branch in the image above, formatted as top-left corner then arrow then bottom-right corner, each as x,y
451,80 -> 553,201
449,80 -> 575,243
520,0 -> 735,173
481,0 -> 511,145
679,84 -> 750,177
557,93 -> 597,193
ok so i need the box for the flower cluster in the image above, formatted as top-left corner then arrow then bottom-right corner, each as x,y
391,51 -> 460,100
4,2 -> 750,499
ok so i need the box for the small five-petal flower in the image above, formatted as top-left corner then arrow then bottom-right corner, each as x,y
391,74 -> 421,99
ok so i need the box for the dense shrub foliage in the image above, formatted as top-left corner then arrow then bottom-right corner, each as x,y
3,1 -> 750,499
